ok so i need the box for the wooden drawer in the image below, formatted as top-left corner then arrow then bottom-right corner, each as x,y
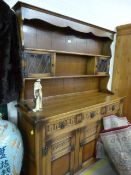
107,103 -> 119,114
101,102 -> 120,116
46,113 -> 83,136
84,108 -> 100,123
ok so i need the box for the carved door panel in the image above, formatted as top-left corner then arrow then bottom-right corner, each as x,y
43,131 -> 75,175
79,121 -> 101,169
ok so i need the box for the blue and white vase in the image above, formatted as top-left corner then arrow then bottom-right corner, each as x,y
0,115 -> 23,175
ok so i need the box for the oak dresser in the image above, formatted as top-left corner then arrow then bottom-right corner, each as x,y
13,2 -> 124,175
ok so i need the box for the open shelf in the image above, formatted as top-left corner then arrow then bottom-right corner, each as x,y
24,48 -> 111,58
25,74 -> 109,80
22,50 -> 110,77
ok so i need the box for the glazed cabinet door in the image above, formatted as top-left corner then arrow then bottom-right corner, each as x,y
96,57 -> 110,75
22,50 -> 55,77
79,121 -> 101,169
43,131 -> 75,175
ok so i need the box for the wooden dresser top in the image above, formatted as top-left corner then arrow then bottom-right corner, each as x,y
17,91 -> 124,123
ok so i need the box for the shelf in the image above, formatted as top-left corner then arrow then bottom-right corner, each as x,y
24,74 -> 109,80
24,48 -> 111,58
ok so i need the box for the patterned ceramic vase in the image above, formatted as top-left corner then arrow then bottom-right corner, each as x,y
0,116 -> 23,175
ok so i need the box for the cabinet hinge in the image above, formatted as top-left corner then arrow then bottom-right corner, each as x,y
80,141 -> 84,147
42,146 -> 48,156
71,145 -> 75,152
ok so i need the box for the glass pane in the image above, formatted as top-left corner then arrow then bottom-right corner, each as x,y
97,58 -> 110,73
23,52 -> 52,76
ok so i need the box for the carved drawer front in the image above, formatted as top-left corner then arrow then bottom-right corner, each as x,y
46,113 -> 83,135
101,102 -> 120,116
107,103 -> 120,115
84,108 -> 100,122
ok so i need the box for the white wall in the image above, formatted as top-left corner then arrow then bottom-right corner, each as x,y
4,0 -> 131,123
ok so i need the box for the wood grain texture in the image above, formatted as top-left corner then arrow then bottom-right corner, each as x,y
24,48 -> 111,58
52,154 -> 70,175
82,140 -> 96,162
18,91 -> 124,122
86,57 -> 96,74
55,54 -> 88,76
23,77 -> 99,99
23,21 -> 110,56
112,24 -> 131,122
79,122 -> 100,168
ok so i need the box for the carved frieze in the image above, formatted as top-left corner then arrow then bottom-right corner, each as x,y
46,114 -> 83,135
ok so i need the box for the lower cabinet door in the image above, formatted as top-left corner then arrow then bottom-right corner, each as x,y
79,121 -> 101,168
44,131 -> 75,175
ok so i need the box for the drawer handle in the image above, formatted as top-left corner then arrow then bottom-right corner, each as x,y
112,105 -> 115,111
101,107 -> 107,115
90,112 -> 95,118
76,113 -> 83,123
80,141 -> 85,147
59,122 -> 65,129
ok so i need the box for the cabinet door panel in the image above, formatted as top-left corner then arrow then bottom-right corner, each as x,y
52,154 -> 71,175
44,132 -> 75,175
82,140 -> 96,162
79,122 -> 101,168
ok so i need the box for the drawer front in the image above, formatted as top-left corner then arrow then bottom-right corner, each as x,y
101,102 -> 120,116
84,108 -> 100,122
46,102 -> 121,136
46,113 -> 83,135
107,103 -> 119,114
